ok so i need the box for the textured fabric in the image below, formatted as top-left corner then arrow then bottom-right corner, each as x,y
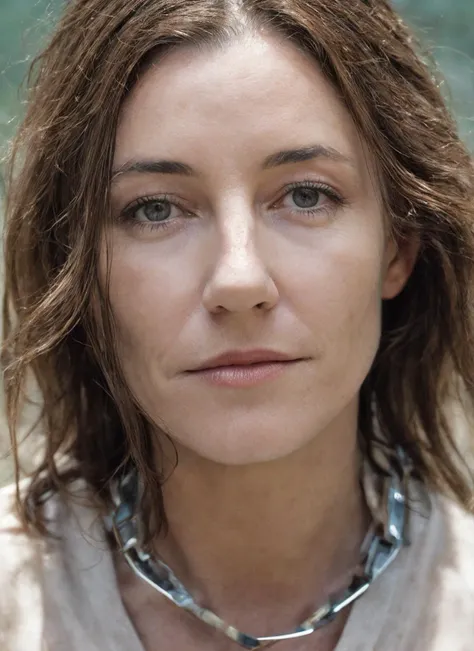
1,482 -> 474,651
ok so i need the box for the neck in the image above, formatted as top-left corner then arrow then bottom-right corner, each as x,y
153,403 -> 370,636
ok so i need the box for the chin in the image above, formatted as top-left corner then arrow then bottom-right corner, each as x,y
187,446 -> 301,467
162,420 -> 326,467
145,385 -> 360,468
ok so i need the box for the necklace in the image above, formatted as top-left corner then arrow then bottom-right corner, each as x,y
107,450 -> 409,649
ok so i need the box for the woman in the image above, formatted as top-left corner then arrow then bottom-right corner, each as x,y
1,0 -> 474,649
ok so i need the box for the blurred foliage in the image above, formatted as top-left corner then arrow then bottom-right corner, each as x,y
0,0 -> 472,149
0,0 -> 62,146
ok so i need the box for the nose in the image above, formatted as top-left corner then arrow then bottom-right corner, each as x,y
202,210 -> 279,315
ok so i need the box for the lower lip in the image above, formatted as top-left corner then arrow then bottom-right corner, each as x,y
188,361 -> 301,387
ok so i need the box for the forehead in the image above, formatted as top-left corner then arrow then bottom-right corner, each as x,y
114,32 -> 371,179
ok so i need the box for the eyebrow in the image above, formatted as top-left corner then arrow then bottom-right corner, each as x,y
111,144 -> 355,181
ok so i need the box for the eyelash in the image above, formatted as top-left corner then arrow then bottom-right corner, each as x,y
119,180 -> 346,232
120,193 -> 189,233
276,180 -> 346,217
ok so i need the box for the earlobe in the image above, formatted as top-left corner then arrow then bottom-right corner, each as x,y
381,236 -> 420,300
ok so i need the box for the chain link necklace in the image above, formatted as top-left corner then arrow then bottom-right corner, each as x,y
107,450 -> 409,649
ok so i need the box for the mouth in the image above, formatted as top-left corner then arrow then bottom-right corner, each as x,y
189,349 -> 303,372
186,351 -> 308,388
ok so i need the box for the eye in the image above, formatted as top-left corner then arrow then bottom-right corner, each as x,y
274,181 -> 345,219
133,199 -> 177,223
119,194 -> 192,232
289,186 -> 323,210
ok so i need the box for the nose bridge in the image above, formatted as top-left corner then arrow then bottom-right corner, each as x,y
221,205 -> 258,269
203,198 -> 279,313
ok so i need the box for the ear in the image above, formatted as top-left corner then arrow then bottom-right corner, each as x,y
381,234 -> 420,300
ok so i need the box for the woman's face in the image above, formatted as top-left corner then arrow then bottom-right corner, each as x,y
105,32 -> 414,465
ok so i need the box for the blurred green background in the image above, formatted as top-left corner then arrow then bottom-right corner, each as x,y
0,0 -> 473,150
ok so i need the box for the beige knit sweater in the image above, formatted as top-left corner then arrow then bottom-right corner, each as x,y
1,482 -> 474,651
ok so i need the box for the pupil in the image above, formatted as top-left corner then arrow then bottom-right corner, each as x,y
293,188 -> 319,208
144,201 -> 170,221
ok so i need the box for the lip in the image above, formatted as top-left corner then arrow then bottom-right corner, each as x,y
192,361 -> 303,388
185,350 -> 308,388
188,349 -> 300,372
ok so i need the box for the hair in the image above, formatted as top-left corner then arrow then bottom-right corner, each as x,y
2,0 -> 474,543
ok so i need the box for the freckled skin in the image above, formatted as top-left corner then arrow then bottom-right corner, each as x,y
105,32 -> 414,467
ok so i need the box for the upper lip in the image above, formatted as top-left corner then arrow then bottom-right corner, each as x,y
188,349 -> 302,372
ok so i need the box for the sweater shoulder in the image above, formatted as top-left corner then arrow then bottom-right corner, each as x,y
0,481 -> 42,570
435,495 -> 474,591
0,483 -> 45,650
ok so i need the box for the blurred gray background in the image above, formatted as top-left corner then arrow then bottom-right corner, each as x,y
0,0 -> 473,485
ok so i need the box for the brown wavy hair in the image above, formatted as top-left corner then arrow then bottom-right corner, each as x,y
2,0 -> 474,541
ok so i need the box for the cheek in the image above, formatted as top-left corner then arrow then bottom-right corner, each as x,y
103,235 -> 195,372
289,228 -> 384,375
